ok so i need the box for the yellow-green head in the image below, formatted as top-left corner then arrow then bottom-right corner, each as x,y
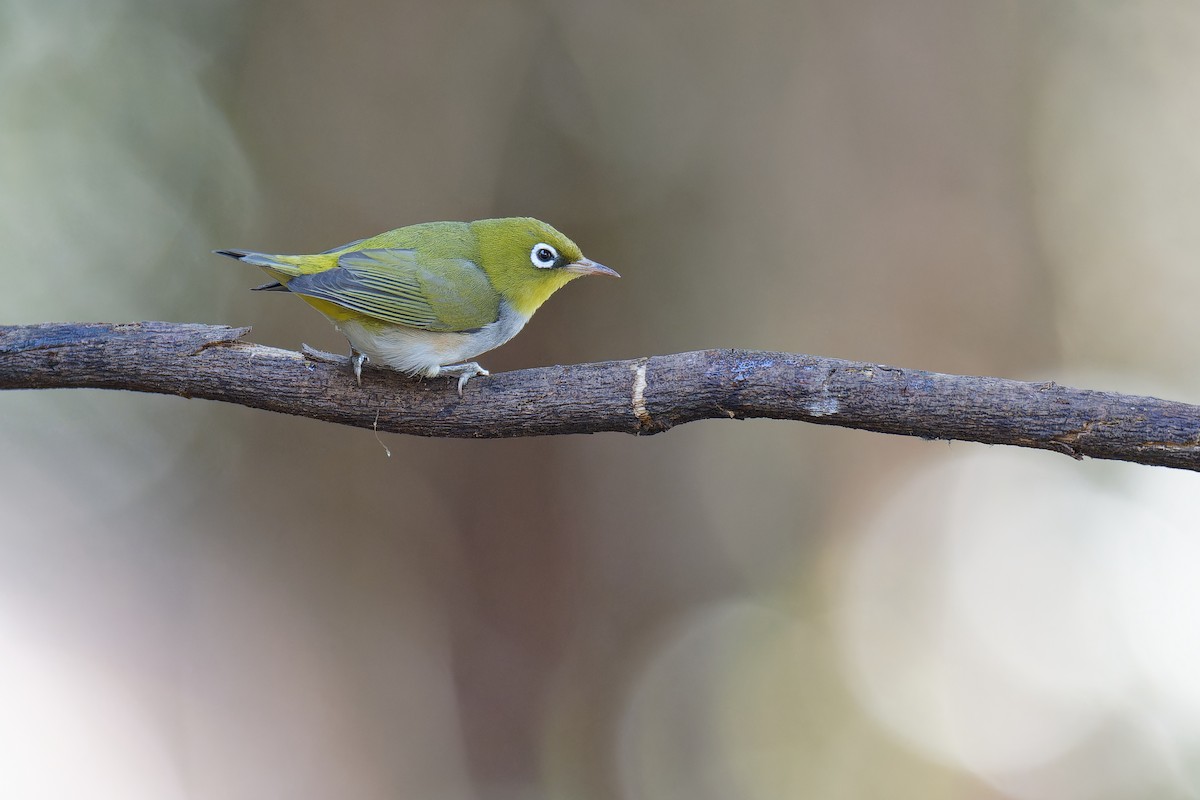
469,218 -> 618,317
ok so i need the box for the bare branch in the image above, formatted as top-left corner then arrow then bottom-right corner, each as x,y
2,322 -> 1199,470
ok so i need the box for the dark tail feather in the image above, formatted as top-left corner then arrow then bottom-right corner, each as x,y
214,249 -> 289,291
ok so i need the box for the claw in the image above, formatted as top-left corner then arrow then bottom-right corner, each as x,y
438,362 -> 489,396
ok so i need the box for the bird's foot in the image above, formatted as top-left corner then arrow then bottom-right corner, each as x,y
300,344 -> 369,386
437,362 -> 489,396
301,343 -> 347,365
351,350 -> 369,386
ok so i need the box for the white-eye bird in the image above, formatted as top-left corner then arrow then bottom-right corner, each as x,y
216,217 -> 618,393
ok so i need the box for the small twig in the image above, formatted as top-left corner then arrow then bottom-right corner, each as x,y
2,321 -> 1199,471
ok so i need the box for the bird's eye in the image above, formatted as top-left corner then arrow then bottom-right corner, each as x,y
531,243 -> 558,268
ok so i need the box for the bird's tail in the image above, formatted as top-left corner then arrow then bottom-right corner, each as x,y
214,248 -> 312,290
213,248 -> 303,272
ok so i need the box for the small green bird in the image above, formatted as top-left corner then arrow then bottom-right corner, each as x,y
216,217 -> 618,393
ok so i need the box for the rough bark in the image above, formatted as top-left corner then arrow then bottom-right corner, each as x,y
2,322 -> 1198,470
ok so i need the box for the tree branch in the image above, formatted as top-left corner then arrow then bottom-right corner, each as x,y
2,321 -> 1198,470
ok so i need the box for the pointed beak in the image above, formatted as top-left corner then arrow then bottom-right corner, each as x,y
564,257 -> 620,278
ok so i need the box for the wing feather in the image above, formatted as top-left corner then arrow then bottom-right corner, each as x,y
283,248 -> 500,331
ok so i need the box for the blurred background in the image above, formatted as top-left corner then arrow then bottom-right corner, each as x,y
3,1 -> 1200,797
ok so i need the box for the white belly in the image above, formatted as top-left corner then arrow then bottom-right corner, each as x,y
334,301 -> 530,378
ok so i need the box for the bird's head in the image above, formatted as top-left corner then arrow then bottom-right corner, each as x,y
472,217 -> 618,317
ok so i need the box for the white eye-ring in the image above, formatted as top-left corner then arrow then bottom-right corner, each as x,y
530,243 -> 559,268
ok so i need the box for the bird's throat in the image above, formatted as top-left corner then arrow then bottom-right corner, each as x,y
500,271 -> 578,318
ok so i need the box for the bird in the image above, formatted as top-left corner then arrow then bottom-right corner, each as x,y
216,217 -> 618,393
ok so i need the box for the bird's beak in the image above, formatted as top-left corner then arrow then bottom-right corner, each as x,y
565,257 -> 620,278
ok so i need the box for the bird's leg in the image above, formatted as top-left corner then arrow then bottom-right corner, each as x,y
436,362 -> 489,396
350,348 -> 369,386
